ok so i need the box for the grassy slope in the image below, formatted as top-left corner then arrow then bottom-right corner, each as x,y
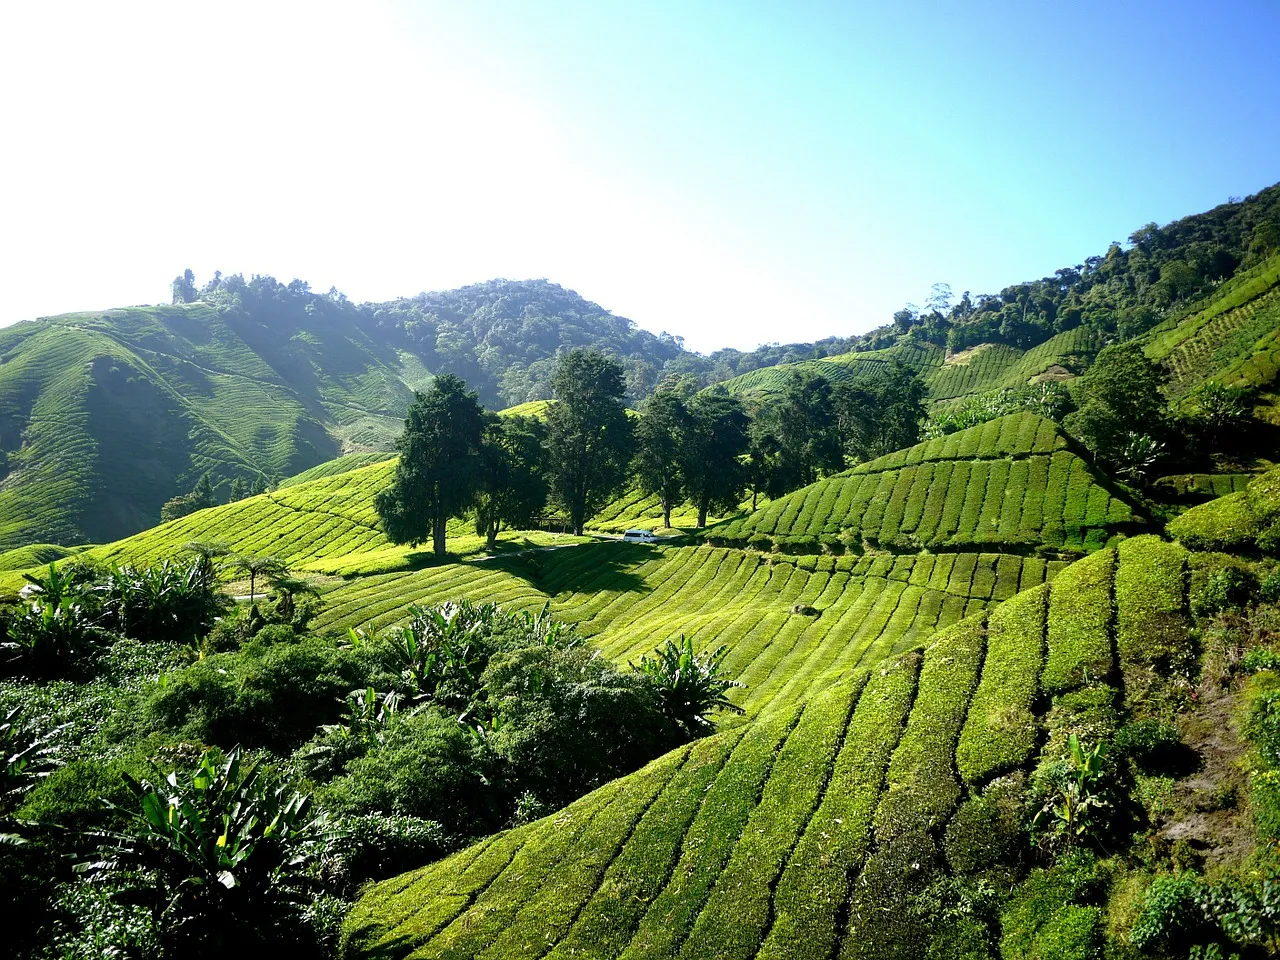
313,543 -> 1066,715
713,328 -> 1104,403
709,411 -> 1142,553
0,302 -> 418,551
341,535 -> 1190,959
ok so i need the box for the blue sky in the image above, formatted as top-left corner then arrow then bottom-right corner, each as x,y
1,1 -> 1277,352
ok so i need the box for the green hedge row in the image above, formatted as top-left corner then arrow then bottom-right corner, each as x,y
1115,535 -> 1190,674
757,658 -> 918,960
679,681 -> 863,960
1041,548 -> 1115,694
956,583 -> 1048,785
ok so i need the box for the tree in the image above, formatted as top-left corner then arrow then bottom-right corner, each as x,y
375,374 -> 486,556
229,555 -> 288,605
634,389 -> 688,529
170,268 -> 197,305
745,420 -> 785,511
473,414 -> 548,550
545,350 -> 634,536
160,473 -> 218,522
1064,341 -> 1169,464
228,477 -> 247,502
681,392 -> 749,528
834,360 -> 928,462
760,370 -> 843,492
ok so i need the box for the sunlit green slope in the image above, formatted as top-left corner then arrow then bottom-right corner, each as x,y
314,543 -> 1066,715
1145,252 -> 1280,423
709,412 -> 1142,553
341,535 -> 1190,959
713,328 -> 1103,403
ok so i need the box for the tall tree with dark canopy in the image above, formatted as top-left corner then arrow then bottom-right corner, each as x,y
634,388 -> 688,529
375,374 -> 486,556
760,369 -> 843,492
1064,341 -> 1170,468
834,360 -> 929,462
681,391 -> 749,527
474,413 -> 548,550
545,350 -> 634,536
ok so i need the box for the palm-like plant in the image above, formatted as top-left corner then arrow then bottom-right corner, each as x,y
262,570 -> 321,624
81,747 -> 332,956
98,559 -> 229,642
635,634 -> 745,737
1,704 -> 65,814
229,555 -> 289,605
1,597 -> 99,677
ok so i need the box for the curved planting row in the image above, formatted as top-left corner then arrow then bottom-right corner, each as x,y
314,543 -> 1067,716
342,538 -> 1191,959
711,414 -> 1138,553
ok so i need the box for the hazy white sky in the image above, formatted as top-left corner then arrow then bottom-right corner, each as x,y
2,1 -> 1278,353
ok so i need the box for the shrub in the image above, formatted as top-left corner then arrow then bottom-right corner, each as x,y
1129,873 -> 1213,951
134,639 -> 369,752
317,709 -> 497,836
999,852 -> 1105,960
322,814 -> 451,892
1193,566 -> 1260,618
634,634 -> 745,738
1114,719 -> 1182,771
81,747 -> 329,958
944,772 -> 1028,881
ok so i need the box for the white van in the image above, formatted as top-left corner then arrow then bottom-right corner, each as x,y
622,529 -> 659,543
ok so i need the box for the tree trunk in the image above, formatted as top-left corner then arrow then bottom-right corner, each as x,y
487,522 -> 498,551
752,489 -> 759,511
663,506 -> 671,529
248,572 -> 255,603
697,504 -> 707,528
434,503 -> 447,557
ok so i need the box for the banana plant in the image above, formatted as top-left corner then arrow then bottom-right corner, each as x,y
634,634 -> 745,737
81,747 -> 334,954
1032,734 -> 1112,850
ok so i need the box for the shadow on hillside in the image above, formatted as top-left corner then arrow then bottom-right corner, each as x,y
486,541 -> 656,595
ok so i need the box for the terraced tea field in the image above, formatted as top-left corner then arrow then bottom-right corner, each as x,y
276,451 -> 396,488
341,536 -> 1191,960
314,542 -> 1067,715
1147,254 -> 1280,403
714,328 -> 1103,404
710,412 -> 1141,552
0,457 -> 585,588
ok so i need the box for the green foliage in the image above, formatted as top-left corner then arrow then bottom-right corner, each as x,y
1042,548 -> 1115,694
1115,535 -> 1192,675
832,357 -> 929,461
133,637 -> 369,751
1,703 -> 64,813
473,412 -> 548,549
1030,734 -> 1113,853
633,387 -> 688,528
375,373 -> 487,556
1064,341 -> 1170,468
1193,565 -> 1260,618
999,853 -> 1106,960
81,747 -> 330,957
545,349 -> 635,535
98,557 -> 229,642
681,391 -> 750,527
713,413 -> 1138,554
634,634 -> 745,737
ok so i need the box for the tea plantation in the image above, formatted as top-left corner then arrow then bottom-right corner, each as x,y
313,544 -> 1067,715
340,535 -> 1191,959
710,412 -> 1141,552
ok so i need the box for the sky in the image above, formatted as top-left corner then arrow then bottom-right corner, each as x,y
1,1 -> 1278,354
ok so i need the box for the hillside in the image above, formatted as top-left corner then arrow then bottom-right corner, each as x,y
340,535 -> 1192,959
0,279 -> 701,551
713,328 -> 1104,404
709,412 -> 1141,553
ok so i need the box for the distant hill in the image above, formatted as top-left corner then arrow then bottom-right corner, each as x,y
0,278 -> 702,551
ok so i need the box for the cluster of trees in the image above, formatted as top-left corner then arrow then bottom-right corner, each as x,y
375,350 -> 929,550
887,187 -> 1280,355
160,472 -> 270,522
1064,341 -> 1256,485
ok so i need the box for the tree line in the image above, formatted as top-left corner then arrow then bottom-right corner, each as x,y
375,348 -> 928,552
